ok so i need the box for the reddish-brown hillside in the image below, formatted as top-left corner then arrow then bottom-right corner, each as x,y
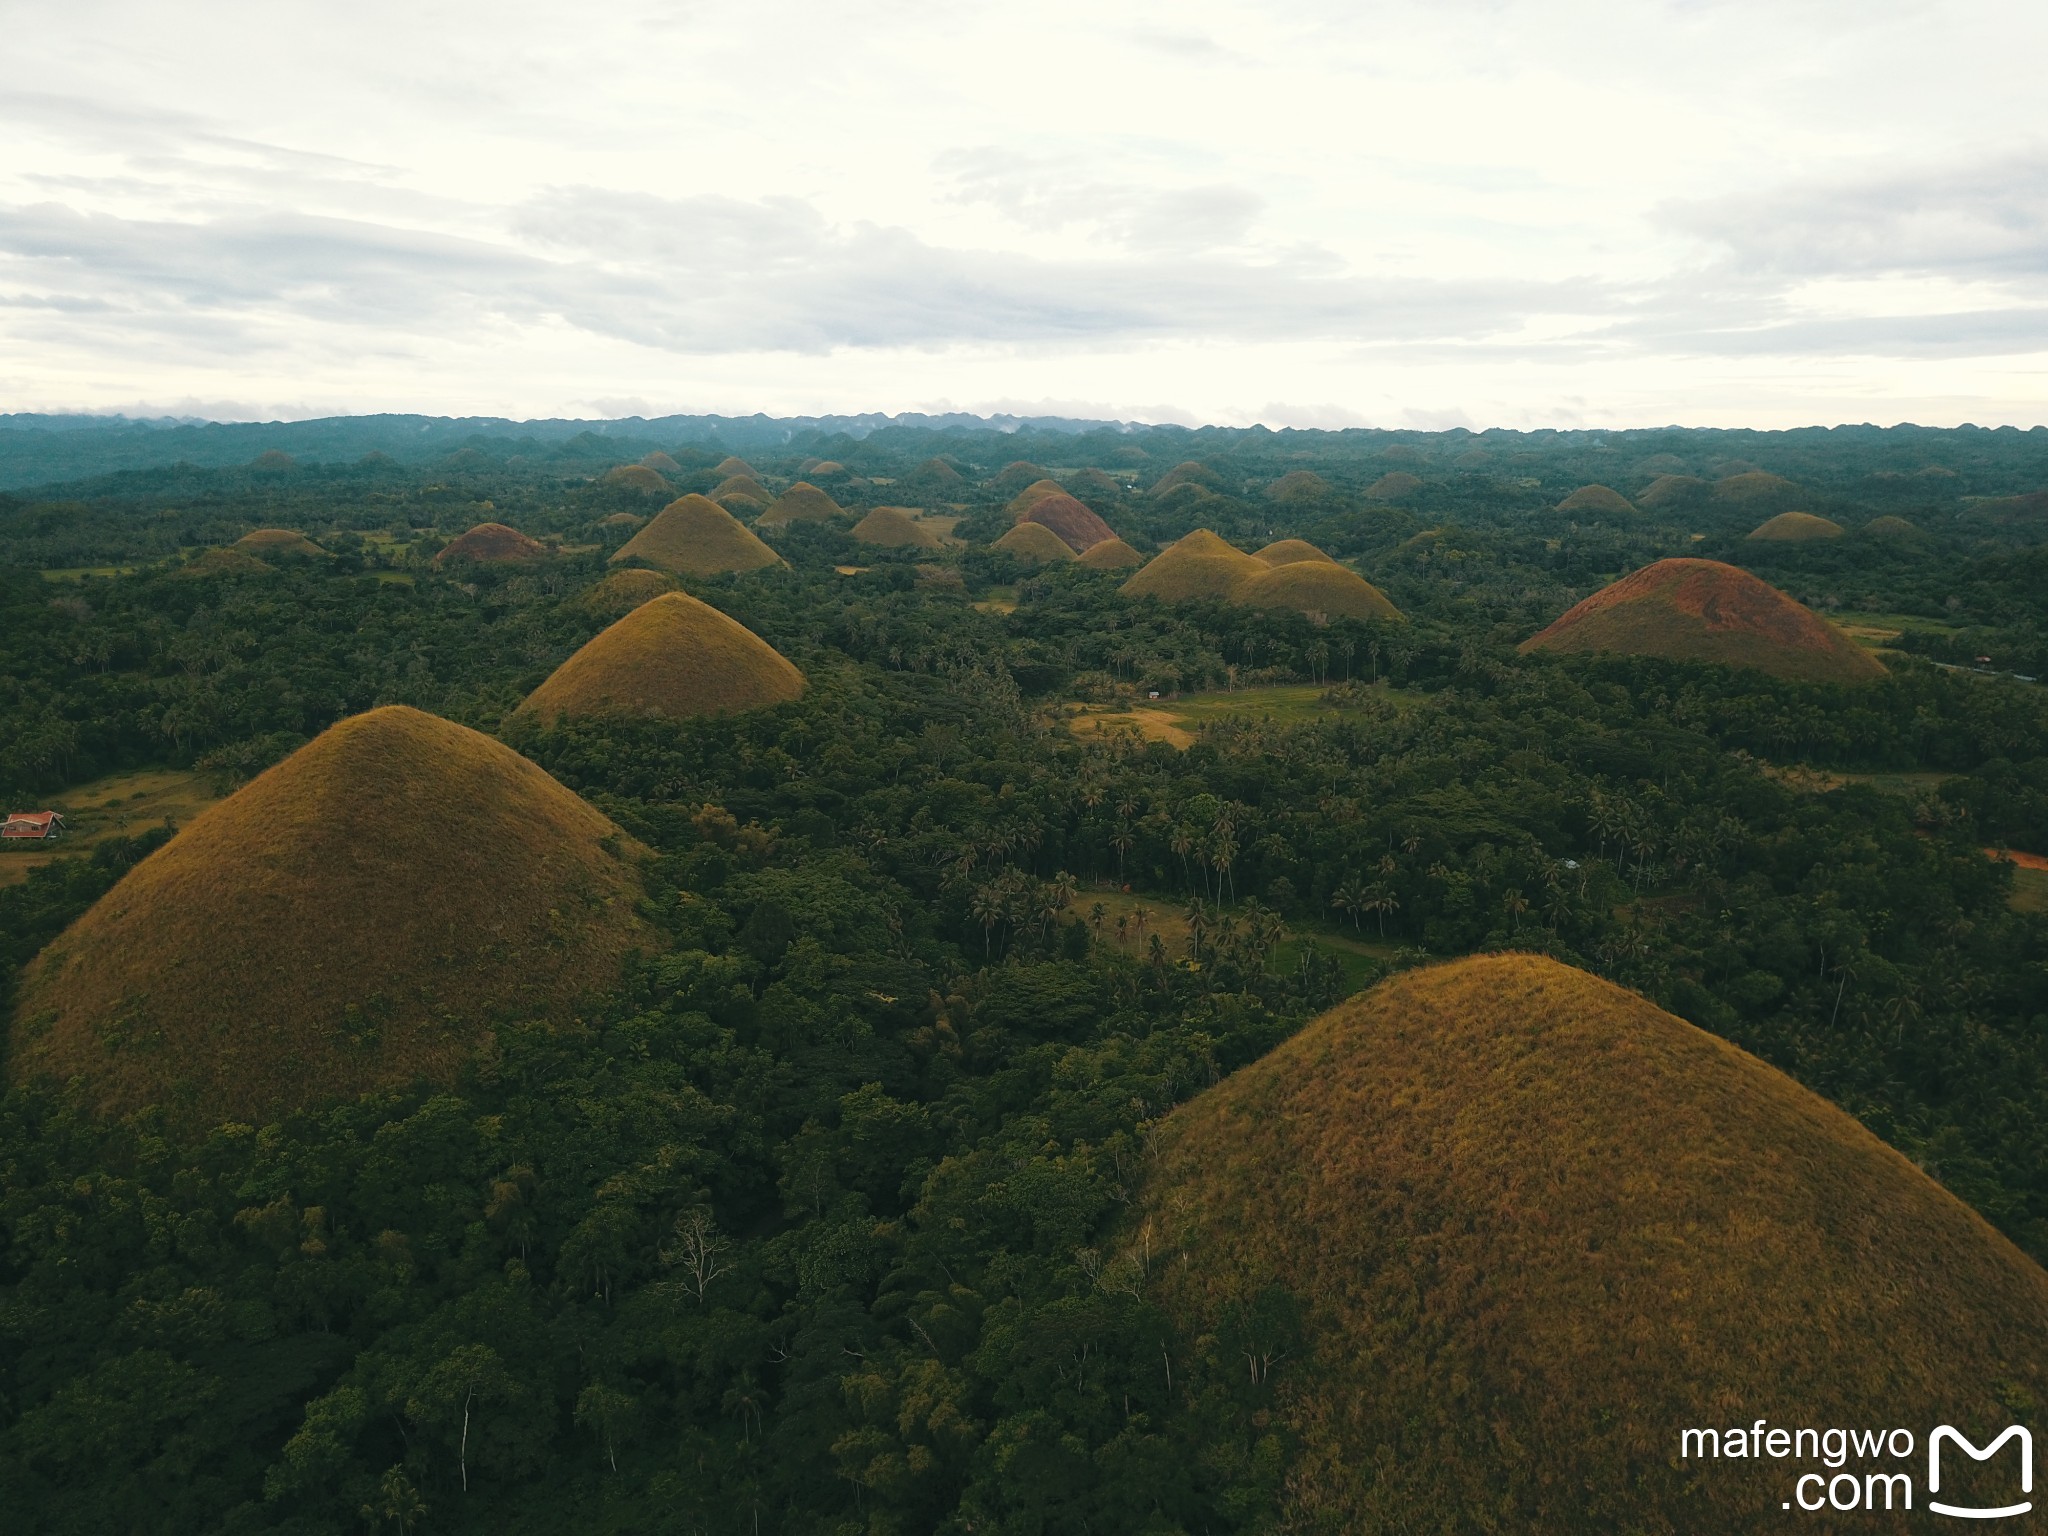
1020,494 -> 1116,551
436,522 -> 548,565
1521,557 -> 1882,683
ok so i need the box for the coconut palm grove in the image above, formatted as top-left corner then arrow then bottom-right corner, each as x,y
2,415 -> 2047,1532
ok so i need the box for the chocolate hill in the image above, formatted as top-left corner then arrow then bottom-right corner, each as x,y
713,455 -> 758,479
1521,557 -> 1883,683
178,548 -> 275,579
1075,536 -> 1144,570
597,512 -> 645,530
757,481 -> 844,526
1265,470 -> 1331,502
1121,529 -> 1265,601
711,473 -> 774,505
639,451 -> 682,474
1712,470 -> 1802,505
1254,538 -> 1336,566
7,707 -> 650,1125
1150,461 -> 1223,497
851,506 -> 943,549
1557,483 -> 1635,515
516,591 -> 803,727
1637,472 -> 1706,508
1364,470 -> 1422,500
581,567 -> 678,617
1748,511 -> 1844,541
1235,560 -> 1403,621
1065,467 -> 1124,500
233,528 -> 327,559
1862,515 -> 1920,537
992,522 -> 1076,563
1138,954 -> 2048,1534
436,522 -> 549,565
1019,494 -> 1115,552
1003,478 -> 1068,516
610,495 -> 780,576
907,456 -> 965,490
602,464 -> 671,496
990,461 -> 1052,497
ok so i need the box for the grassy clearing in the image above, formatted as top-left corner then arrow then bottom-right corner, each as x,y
1076,886 -> 1395,995
2011,866 -> 2048,913
972,585 -> 1018,615
1761,762 -> 1958,795
0,767 -> 223,887
1065,682 -> 1420,748
39,566 -> 140,581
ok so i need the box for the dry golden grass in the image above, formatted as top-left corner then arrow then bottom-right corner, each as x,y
176,548 -> 275,579
807,459 -> 849,478
990,461 -> 1052,496
1861,515 -> 1920,537
516,591 -> 803,727
579,567 -> 679,617
1265,469 -> 1331,501
1075,536 -> 1144,570
1638,472 -> 1707,508
1253,538 -> 1336,566
1138,953 -> 2048,1534
8,707 -> 651,1125
851,506 -> 943,549
1065,467 -> 1124,500
1020,494 -> 1115,551
1121,529 -> 1266,601
602,464 -> 671,495
993,522 -> 1076,563
1522,557 -> 1884,684
757,481 -> 845,526
436,522 -> 549,565
1557,483 -> 1636,515
1713,470 -> 1802,504
1234,560 -> 1404,621
910,456 -> 965,487
233,529 -> 327,559
609,495 -> 781,576
1364,470 -> 1423,501
711,473 -> 774,504
640,451 -> 682,473
0,767 -> 224,889
1748,511 -> 1845,541
1003,478 -> 1069,516
713,455 -> 758,479
1149,461 -> 1223,496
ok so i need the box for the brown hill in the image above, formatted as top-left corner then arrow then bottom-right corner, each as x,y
602,464 -> 671,496
757,482 -> 845,526
7,707 -> 650,1125
1971,488 -> 2048,523
1749,510 -> 1845,541
990,461 -> 1052,497
1710,457 -> 1760,478
1557,483 -> 1636,516
1003,478 -> 1069,516
1021,494 -> 1116,552
1634,452 -> 1689,475
992,522 -> 1076,563
436,522 -> 549,565
851,506 -> 943,549
1712,470 -> 1801,504
516,591 -> 803,726
908,456 -> 965,489
1234,560 -> 1404,622
1138,954 -> 2048,1534
806,459 -> 852,480
1075,536 -> 1144,570
609,495 -> 780,576
1150,461 -> 1223,496
580,567 -> 678,617
1520,557 -> 1883,683
1637,472 -> 1707,508
711,473 -> 774,505
639,451 -> 682,474
176,548 -> 275,579
713,455 -> 758,479
715,492 -> 770,518
1121,529 -> 1265,602
1065,467 -> 1124,500
1253,538 -> 1337,566
1364,470 -> 1423,501
1265,469 -> 1332,502
233,529 -> 327,559
1861,515 -> 1920,537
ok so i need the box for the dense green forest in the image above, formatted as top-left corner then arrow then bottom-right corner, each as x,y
1,421 -> 2044,1532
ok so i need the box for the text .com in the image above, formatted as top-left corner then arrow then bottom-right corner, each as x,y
1680,1421 -> 2034,1517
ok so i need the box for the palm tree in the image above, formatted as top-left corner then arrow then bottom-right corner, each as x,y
1503,887 -> 1528,933
1331,881 -> 1366,930
1364,882 -> 1399,937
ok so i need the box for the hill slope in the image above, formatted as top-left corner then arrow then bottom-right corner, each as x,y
516,591 -> 804,726
436,522 -> 548,564
757,481 -> 844,526
1557,483 -> 1635,515
1075,536 -> 1144,569
1520,557 -> 1883,683
1121,529 -> 1265,601
1253,538 -> 1336,566
1748,510 -> 1845,541
1019,493 -> 1115,551
1139,954 -> 2048,1533
610,495 -> 780,575
1234,560 -> 1404,621
233,529 -> 327,559
851,506 -> 943,549
8,707 -> 650,1124
992,521 -> 1076,562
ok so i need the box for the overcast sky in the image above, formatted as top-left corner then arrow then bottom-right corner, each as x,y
2,0 -> 2045,428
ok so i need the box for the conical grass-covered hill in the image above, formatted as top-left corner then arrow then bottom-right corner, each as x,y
1557,483 -> 1635,515
1748,510 -> 1845,541
1520,557 -> 1883,684
851,506 -> 943,550
177,547 -> 275,579
1150,461 -> 1223,497
989,460 -> 1052,497
1712,469 -> 1802,505
601,464 -> 671,496
1862,514 -> 1920,537
1121,529 -> 1265,602
713,455 -> 758,479
1234,560 -> 1404,622
233,528 -> 327,559
1253,538 -> 1336,566
992,521 -> 1076,563
580,567 -> 678,617
640,451 -> 682,474
757,481 -> 844,527
1638,472 -> 1706,509
1137,954 -> 2048,1534
436,522 -> 549,565
515,591 -> 804,728
1364,470 -> 1423,501
1019,494 -> 1115,552
712,473 -> 774,506
7,707 -> 651,1125
1265,469 -> 1331,502
610,495 -> 781,576
1075,535 -> 1144,570
1003,478 -> 1068,516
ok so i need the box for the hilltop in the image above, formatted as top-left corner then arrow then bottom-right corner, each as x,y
610,494 -> 781,576
516,591 -> 804,726
233,528 -> 326,559
1075,535 -> 1144,569
851,506 -> 943,549
1002,478 -> 1067,516
1121,528 -> 1265,601
1150,461 -> 1223,496
1364,470 -> 1422,500
1265,469 -> 1331,502
758,481 -> 844,526
1749,510 -> 1845,541
7,706 -> 650,1124
1557,483 -> 1635,515
992,521 -> 1075,563
1019,493 -> 1115,551
1253,538 -> 1336,566
1521,557 -> 1882,683
1234,560 -> 1403,621
601,464 -> 671,496
436,521 -> 549,564
581,566 -> 678,616
1138,954 -> 2048,1533
1638,472 -> 1706,508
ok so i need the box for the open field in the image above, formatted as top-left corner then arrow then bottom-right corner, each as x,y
0,766 -> 222,885
1078,885 -> 1397,995
1760,762 -> 1958,795
39,565 -> 142,581
1064,681 -> 1419,748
